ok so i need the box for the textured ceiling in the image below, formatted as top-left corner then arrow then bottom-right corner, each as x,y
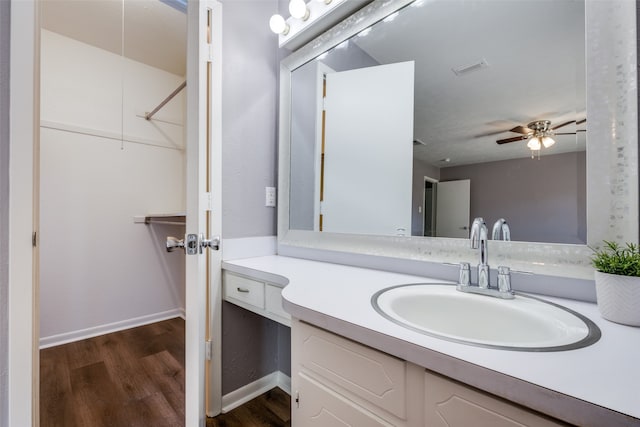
41,0 -> 186,76
352,0 -> 586,167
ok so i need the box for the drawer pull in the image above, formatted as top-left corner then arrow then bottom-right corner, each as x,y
237,287 -> 250,293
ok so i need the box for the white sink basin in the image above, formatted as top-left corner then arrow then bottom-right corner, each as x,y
372,284 -> 600,351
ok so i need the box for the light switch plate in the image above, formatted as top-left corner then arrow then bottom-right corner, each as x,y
266,187 -> 276,207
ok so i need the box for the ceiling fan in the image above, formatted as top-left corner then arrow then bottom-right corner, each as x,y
496,119 -> 586,150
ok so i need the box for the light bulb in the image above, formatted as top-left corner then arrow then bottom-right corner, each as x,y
541,136 -> 556,148
527,137 -> 541,150
269,14 -> 289,35
289,0 -> 310,20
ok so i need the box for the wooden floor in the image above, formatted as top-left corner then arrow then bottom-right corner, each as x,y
207,388 -> 291,427
40,317 -> 186,427
40,318 -> 291,427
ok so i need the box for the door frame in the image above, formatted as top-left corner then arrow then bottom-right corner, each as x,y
8,1 -> 39,425
422,176 -> 438,237
7,1 -> 220,425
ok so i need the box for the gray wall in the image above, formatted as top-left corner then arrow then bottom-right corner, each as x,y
221,302 -> 290,394
440,151 -> 587,244
221,0 -> 279,238
220,0 -> 291,395
0,1 -> 10,424
289,61 -> 319,230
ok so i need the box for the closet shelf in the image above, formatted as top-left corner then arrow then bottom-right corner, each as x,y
143,212 -> 186,226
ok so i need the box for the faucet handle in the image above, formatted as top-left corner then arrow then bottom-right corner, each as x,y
458,262 -> 471,286
497,266 -> 512,293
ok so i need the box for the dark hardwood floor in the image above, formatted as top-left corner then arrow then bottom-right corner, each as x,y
40,318 -> 291,427
207,388 -> 291,427
40,317 -> 186,427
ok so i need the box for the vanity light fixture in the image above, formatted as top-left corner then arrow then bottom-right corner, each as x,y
289,0 -> 310,21
269,14 -> 290,35
270,0 -> 372,49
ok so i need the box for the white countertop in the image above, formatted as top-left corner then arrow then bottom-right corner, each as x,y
223,255 -> 640,425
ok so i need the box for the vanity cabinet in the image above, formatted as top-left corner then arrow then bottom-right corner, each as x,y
222,271 -> 291,326
423,371 -> 566,427
292,319 -> 566,427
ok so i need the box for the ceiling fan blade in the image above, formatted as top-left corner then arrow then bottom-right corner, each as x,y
509,125 -> 532,135
576,118 -> 587,125
474,129 -> 514,138
551,120 -> 575,131
554,132 -> 577,135
496,136 -> 526,145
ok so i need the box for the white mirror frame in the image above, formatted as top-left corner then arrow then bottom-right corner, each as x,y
277,0 -> 638,280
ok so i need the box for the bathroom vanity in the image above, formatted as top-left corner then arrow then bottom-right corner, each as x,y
223,256 -> 640,427
252,0 -> 640,424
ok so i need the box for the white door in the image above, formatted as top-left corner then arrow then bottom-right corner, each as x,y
322,61 -> 414,236
185,1 -> 222,425
436,179 -> 471,238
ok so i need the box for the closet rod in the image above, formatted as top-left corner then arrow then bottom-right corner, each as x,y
145,81 -> 187,121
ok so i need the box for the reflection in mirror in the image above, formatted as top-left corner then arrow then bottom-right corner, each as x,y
289,0 -> 586,244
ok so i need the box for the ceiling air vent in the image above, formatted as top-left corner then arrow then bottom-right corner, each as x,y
452,58 -> 489,76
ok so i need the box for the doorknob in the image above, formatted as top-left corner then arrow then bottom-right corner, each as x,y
166,236 -> 185,252
166,234 -> 220,254
200,234 -> 220,251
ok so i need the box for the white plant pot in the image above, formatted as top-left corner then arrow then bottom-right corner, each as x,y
594,271 -> 640,326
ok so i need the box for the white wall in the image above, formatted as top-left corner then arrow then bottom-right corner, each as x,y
39,29 -> 186,345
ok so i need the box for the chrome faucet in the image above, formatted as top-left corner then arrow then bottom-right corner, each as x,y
492,218 -> 511,241
457,217 -> 514,299
470,217 -> 490,288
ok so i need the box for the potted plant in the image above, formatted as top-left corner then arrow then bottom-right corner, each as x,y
592,241 -> 640,326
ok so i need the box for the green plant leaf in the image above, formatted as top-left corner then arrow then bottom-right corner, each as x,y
592,240 -> 640,277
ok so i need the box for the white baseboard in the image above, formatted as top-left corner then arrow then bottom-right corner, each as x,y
39,308 -> 186,349
222,371 -> 291,413
276,371 -> 292,396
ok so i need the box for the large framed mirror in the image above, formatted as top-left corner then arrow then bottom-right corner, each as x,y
278,0 -> 638,280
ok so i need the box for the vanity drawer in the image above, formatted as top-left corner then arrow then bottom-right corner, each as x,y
223,272 -> 265,309
265,284 -> 290,320
296,321 -> 407,420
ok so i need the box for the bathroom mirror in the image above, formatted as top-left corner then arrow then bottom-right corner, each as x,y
289,0 -> 586,244
278,0 -> 638,279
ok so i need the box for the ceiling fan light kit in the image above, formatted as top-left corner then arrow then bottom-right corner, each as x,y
495,118 -> 584,156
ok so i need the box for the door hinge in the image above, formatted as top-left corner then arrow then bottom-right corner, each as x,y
205,339 -> 213,360
32,231 -> 37,248
202,192 -> 213,211
295,391 -> 300,408
204,44 -> 214,63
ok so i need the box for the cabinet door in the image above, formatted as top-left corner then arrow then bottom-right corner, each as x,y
296,320 -> 407,419
424,371 -> 566,427
295,372 -> 395,427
